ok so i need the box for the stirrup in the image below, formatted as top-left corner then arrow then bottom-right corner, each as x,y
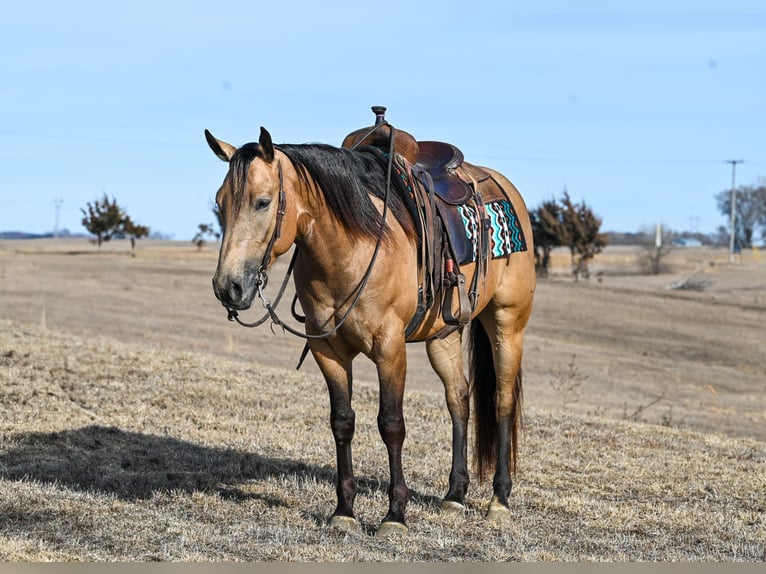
442,273 -> 471,325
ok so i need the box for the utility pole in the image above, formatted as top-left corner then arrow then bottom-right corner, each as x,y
725,159 -> 744,264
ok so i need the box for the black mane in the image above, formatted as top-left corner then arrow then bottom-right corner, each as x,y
228,142 -> 261,220
231,142 -> 416,242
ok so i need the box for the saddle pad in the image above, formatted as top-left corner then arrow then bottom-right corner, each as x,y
449,199 -> 528,265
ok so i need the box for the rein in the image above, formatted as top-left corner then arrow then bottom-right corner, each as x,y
225,123 -> 397,344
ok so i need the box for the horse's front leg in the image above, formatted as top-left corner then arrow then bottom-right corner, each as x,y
373,334 -> 410,537
310,339 -> 359,532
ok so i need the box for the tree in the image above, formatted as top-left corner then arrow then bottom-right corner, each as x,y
81,194 -> 126,248
640,223 -> 675,275
192,223 -> 220,251
715,180 -> 766,249
530,198 -> 566,276
529,190 -> 607,280
123,216 -> 151,253
559,190 -> 607,281
191,203 -> 224,252
81,194 -> 149,251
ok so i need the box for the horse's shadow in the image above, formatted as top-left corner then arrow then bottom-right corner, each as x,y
0,425 -> 441,512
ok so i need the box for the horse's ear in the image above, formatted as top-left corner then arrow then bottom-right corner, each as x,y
259,127 -> 274,163
205,129 -> 236,162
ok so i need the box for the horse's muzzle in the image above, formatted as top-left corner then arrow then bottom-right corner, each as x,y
212,272 -> 257,311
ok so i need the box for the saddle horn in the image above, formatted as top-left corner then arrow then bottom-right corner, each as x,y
372,106 -> 387,125
341,106 -> 420,165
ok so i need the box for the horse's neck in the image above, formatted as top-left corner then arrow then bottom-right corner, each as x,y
291,182 -> 372,282
295,204 -> 350,274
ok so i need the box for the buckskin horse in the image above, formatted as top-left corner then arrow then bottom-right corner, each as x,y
205,108 -> 535,537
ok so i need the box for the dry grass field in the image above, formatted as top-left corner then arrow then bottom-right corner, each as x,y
0,238 -> 764,561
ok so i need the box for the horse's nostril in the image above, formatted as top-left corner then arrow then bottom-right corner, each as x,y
229,280 -> 243,301
212,275 -> 245,307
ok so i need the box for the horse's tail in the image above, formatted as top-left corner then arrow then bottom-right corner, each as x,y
469,318 -> 523,481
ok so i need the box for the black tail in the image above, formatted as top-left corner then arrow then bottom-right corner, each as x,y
469,318 -> 523,481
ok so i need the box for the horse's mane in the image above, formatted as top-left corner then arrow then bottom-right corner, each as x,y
228,142 -> 260,221
230,142 -> 416,243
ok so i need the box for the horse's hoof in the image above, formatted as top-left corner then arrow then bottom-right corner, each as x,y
329,515 -> 359,533
375,520 -> 408,538
441,500 -> 466,516
486,495 -> 511,522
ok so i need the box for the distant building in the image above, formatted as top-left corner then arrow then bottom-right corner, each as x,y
675,237 -> 703,248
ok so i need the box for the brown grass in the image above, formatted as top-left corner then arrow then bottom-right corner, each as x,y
0,239 -> 764,561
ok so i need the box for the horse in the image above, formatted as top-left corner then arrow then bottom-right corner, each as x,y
204,119 -> 536,537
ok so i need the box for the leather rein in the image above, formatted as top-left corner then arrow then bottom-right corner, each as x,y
225,123 -> 397,344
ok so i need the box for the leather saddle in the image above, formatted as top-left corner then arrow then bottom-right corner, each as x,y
342,110 -> 480,207
342,107 -> 497,338
415,141 -> 471,204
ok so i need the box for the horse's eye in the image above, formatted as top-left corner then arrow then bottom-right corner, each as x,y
254,197 -> 272,211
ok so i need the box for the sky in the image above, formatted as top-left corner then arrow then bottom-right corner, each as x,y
1,0 -> 764,240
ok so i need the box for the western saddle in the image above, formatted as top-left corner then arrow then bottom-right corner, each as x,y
342,107 -> 506,340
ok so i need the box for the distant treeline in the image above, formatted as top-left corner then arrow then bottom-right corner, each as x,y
604,230 -> 725,246
0,229 -> 85,240
0,229 -> 172,241
0,229 -> 726,246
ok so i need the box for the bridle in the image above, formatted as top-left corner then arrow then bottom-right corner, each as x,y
224,122 -> 397,346
254,160 -> 286,288
224,159 -> 289,329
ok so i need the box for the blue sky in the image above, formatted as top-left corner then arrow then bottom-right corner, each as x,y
1,1 -> 764,239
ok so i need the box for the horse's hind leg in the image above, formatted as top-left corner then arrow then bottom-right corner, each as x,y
476,308 -> 525,521
426,330 -> 470,513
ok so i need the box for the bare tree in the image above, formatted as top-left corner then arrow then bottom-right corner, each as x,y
192,223 -> 220,252
640,223 -> 675,275
715,180 -> 766,249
